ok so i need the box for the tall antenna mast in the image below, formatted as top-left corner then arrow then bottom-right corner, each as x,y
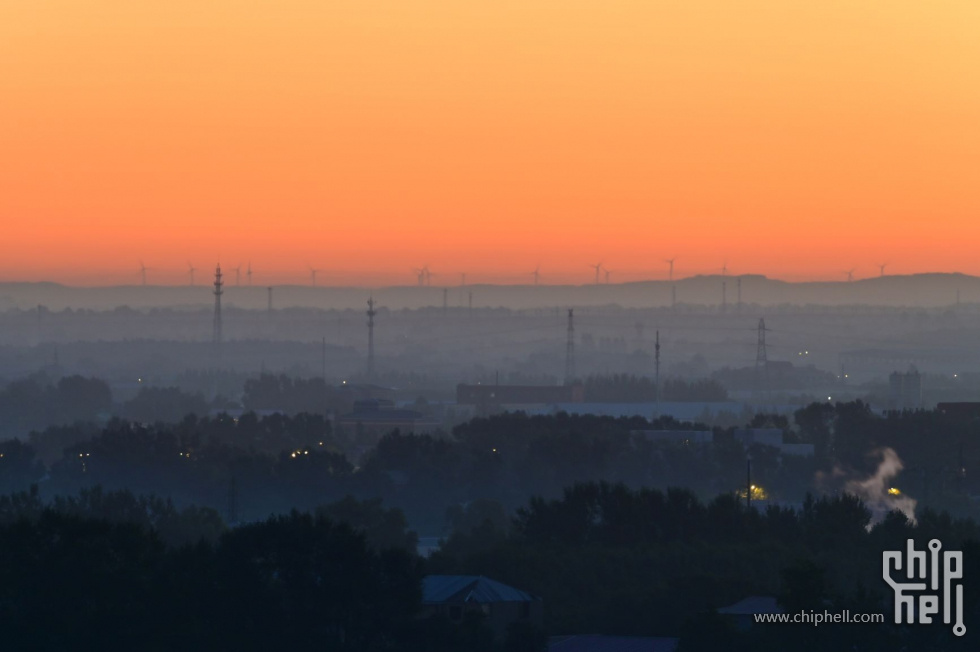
367,297 -> 376,380
212,264 -> 224,356
654,329 -> 661,408
564,308 -> 575,384
755,318 -> 769,400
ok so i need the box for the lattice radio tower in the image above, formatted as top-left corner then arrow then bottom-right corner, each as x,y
755,318 -> 769,397
564,309 -> 575,384
367,297 -> 377,379
654,330 -> 661,406
212,264 -> 223,351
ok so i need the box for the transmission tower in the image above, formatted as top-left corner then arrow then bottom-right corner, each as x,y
564,309 -> 575,384
654,329 -> 661,407
367,297 -> 377,379
755,318 -> 769,398
212,264 -> 223,352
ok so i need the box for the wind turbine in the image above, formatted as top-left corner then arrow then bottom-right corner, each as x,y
246,262 -> 253,286
665,258 -> 675,282
876,262 -> 887,277
604,268 -> 614,284
187,263 -> 196,286
460,272 -> 466,286
138,261 -> 151,286
844,268 -> 856,283
531,266 -> 541,286
721,261 -> 729,277
309,266 -> 320,287
589,262 -> 603,285
232,264 -> 242,286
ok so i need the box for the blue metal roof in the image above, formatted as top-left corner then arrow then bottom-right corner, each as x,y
422,575 -> 538,604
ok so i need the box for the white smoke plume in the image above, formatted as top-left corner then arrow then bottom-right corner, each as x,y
843,447 -> 917,526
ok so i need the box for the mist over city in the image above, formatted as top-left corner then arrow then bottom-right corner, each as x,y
3,2 -> 980,651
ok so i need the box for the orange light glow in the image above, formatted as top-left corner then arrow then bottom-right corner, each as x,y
2,2 -> 979,285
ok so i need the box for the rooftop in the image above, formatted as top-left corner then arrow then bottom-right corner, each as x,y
422,575 -> 539,605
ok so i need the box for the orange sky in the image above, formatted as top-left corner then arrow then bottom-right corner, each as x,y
2,1 -> 979,286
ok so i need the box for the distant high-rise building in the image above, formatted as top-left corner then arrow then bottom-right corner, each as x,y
889,368 -> 922,410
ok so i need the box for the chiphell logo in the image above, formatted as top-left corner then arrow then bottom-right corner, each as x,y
883,539 -> 965,636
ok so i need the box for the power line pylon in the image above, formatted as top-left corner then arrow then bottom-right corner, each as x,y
654,329 -> 661,408
213,264 -> 223,353
564,308 -> 575,385
755,318 -> 769,399
367,297 -> 377,380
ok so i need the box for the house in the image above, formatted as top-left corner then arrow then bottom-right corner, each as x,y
456,383 -> 585,415
938,402 -> 980,421
335,399 -> 440,438
456,383 -> 585,405
631,430 -> 713,445
733,428 -> 814,457
421,575 -> 543,639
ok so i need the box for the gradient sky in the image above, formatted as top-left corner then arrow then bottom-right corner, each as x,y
2,1 -> 979,286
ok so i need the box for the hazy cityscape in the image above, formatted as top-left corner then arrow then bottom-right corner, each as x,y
4,1 -> 980,650
1,269 -> 979,649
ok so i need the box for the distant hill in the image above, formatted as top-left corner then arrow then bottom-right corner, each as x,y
0,273 -> 974,311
